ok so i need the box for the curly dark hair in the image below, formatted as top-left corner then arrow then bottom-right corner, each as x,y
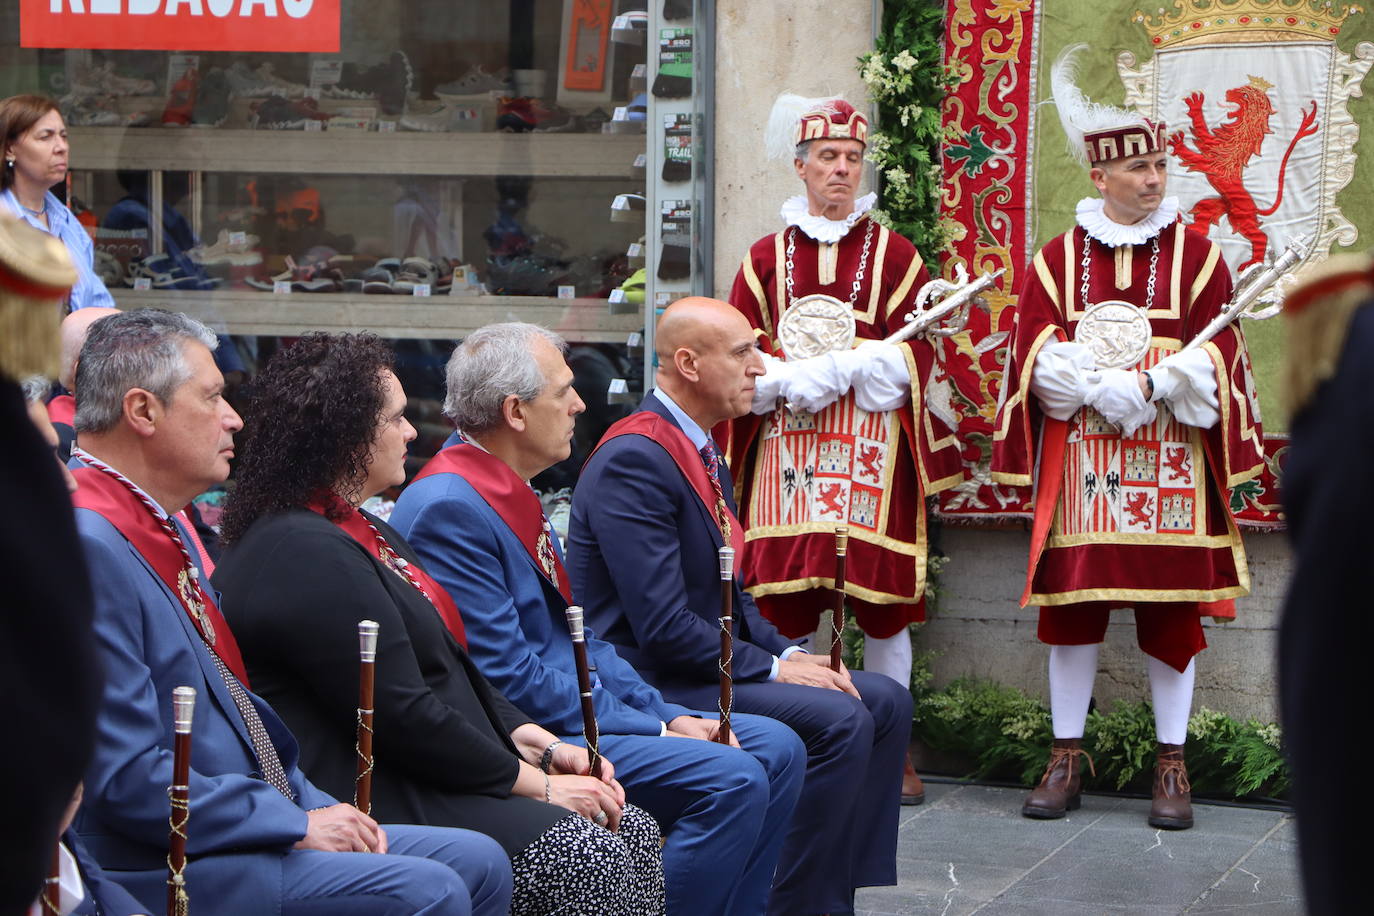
219,332 -> 394,544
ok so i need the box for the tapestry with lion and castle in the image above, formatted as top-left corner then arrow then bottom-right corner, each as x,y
935,0 -> 1373,528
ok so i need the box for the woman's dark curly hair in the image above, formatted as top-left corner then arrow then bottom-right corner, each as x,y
219,332 -> 394,543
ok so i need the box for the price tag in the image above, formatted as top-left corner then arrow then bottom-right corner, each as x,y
412,284 -> 431,297
627,242 -> 643,257
304,119 -> 324,132
229,231 -> 247,247
613,106 -> 629,121
132,277 -> 151,291
310,59 -> 343,88
627,332 -> 642,347
608,378 -> 628,395
449,277 -> 465,295
557,285 -> 576,299
377,120 -> 397,132
273,280 -> 292,294
608,288 -> 626,304
655,291 -> 674,307
633,153 -> 646,169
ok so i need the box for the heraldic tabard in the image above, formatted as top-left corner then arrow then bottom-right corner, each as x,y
720,216 -> 964,638
992,220 -> 1266,609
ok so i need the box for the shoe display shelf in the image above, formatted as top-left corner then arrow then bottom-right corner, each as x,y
68,128 -> 644,178
106,288 -> 642,343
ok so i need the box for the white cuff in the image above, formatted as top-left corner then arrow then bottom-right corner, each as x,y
1086,368 -> 1157,437
1030,341 -> 1098,420
784,351 -> 850,413
848,341 -> 913,412
751,352 -> 792,415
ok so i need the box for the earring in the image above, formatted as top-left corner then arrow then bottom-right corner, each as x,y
4,159 -> 12,167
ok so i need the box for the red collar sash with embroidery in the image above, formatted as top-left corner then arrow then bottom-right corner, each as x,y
414,443 -> 574,604
71,466 -> 251,684
592,411 -> 745,556
304,493 -> 467,647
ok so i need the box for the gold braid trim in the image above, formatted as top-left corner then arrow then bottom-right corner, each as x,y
1283,253 -> 1374,420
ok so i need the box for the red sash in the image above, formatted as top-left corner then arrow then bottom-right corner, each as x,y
46,393 -> 74,428
414,444 -> 574,604
592,411 -> 746,557
72,467 -> 251,684
305,493 -> 467,647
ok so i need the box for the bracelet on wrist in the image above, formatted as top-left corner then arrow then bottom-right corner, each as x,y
543,772 -> 551,804
539,739 -> 563,774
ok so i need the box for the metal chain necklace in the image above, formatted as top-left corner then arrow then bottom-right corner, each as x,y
784,216 -> 875,309
1080,229 -> 1160,312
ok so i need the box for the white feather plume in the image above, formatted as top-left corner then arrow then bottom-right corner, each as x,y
765,92 -> 845,161
1050,44 -> 1150,167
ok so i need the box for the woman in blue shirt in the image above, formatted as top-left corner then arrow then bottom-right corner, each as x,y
1,95 -> 116,313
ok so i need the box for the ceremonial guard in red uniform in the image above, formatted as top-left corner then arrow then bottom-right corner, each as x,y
991,47 -> 1265,830
721,96 -> 963,799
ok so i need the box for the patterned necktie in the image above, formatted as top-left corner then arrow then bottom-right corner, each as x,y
699,439 -> 733,545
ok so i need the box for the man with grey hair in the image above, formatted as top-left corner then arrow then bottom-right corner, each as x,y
69,308 -> 513,914
391,321 -> 806,916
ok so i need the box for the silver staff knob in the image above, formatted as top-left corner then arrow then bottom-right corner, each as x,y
172,686 -> 196,735
719,546 -> 735,580
566,605 -> 585,642
358,620 -> 380,663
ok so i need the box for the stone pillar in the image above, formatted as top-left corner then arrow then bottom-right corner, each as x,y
712,1 -> 875,297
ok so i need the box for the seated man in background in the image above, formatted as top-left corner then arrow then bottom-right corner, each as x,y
566,298 -> 913,916
69,308 -> 512,916
390,321 -> 806,916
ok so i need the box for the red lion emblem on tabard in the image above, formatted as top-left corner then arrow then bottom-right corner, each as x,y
1124,492 -> 1155,528
816,482 -> 846,517
1168,76 -> 1319,269
856,444 -> 883,482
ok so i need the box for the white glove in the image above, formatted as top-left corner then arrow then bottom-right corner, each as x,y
784,351 -> 849,413
1085,368 -> 1157,437
751,352 -> 795,415
1147,348 -> 1220,429
1030,341 -> 1098,420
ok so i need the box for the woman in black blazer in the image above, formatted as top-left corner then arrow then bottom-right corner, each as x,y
214,333 -> 663,916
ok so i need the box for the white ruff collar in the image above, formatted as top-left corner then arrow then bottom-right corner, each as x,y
1075,196 -> 1178,248
781,192 -> 877,244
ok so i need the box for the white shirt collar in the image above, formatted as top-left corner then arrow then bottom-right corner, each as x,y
1074,196 -> 1179,248
649,388 -> 709,451
780,191 -> 878,244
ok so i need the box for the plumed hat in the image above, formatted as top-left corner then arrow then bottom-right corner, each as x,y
1050,44 -> 1165,167
765,93 -> 868,161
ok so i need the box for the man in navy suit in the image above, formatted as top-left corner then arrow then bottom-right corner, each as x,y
567,298 -> 913,916
390,321 -> 805,916
69,309 -> 512,915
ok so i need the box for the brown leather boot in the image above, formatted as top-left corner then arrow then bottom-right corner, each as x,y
1149,742 -> 1194,829
1021,738 -> 1094,819
901,752 -> 925,805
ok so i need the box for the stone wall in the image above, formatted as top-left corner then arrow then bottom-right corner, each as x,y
925,527 -> 1289,722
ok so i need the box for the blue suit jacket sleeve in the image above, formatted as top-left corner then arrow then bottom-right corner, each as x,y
394,479 -> 687,736
573,438 -> 783,682
76,513 -> 317,857
64,830 -> 151,916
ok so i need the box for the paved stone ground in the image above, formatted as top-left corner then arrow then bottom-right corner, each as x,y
855,782 -> 1301,915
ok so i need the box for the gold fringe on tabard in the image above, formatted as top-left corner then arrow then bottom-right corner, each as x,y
0,293 -> 62,382
1282,253 -> 1374,421
0,213 -> 77,383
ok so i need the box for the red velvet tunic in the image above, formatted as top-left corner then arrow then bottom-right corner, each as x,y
719,217 -> 964,638
991,220 -> 1265,610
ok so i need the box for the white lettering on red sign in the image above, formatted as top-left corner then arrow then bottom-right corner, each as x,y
48,0 -> 315,14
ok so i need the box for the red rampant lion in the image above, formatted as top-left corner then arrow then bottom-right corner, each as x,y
816,482 -> 846,517
1163,446 -> 1192,484
1168,76 -> 1319,269
856,444 -> 883,482
1124,492 -> 1155,528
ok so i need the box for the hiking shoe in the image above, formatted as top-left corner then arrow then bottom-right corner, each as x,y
435,65 -> 511,97
225,61 -> 308,98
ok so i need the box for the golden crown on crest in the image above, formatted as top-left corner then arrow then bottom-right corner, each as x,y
1133,0 -> 1363,50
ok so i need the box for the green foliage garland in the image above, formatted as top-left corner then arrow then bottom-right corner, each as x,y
858,0 -> 952,257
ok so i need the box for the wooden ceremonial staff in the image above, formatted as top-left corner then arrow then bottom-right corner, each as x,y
565,606 -> 603,779
830,526 -> 849,673
716,546 -> 735,745
355,620 -> 379,815
167,686 -> 195,916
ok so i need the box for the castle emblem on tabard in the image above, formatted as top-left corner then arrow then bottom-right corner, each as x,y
1118,0 -> 1373,274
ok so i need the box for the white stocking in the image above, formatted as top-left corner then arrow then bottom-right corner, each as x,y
1148,656 -> 1195,745
863,629 -> 913,687
1048,643 -> 1099,739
